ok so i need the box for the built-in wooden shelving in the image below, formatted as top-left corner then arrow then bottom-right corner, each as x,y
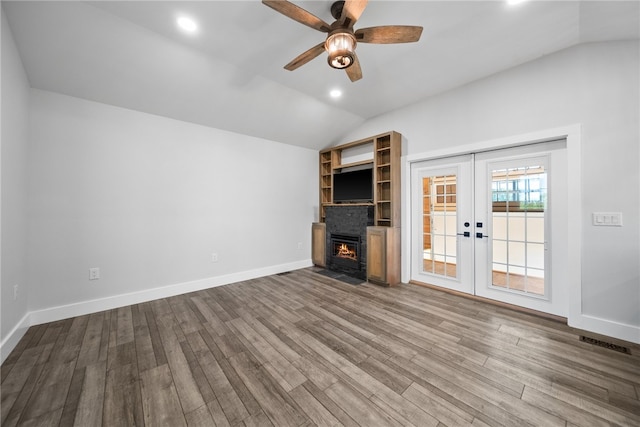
318,131 -> 401,226
315,131 -> 402,285
320,151 -> 332,214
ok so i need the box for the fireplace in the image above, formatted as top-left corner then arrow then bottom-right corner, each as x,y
325,205 -> 374,280
329,234 -> 360,269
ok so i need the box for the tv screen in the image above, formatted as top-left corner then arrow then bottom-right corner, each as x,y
333,168 -> 373,203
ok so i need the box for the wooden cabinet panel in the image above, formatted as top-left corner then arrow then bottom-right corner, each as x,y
367,227 -> 400,286
367,228 -> 386,282
312,223 -> 326,267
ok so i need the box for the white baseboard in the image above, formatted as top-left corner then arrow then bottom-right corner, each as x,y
0,313 -> 31,364
1,260 -> 312,364
569,314 -> 640,345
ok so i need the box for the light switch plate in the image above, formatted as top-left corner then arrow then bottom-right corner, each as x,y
592,212 -> 623,226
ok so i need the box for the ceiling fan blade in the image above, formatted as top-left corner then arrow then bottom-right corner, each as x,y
284,42 -> 326,71
345,53 -> 362,82
338,0 -> 368,28
355,26 -> 423,44
262,0 -> 331,33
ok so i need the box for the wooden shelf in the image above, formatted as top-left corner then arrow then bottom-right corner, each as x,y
332,159 -> 374,171
373,132 -> 400,228
319,131 -> 401,227
325,203 -> 374,207
319,151 -> 333,222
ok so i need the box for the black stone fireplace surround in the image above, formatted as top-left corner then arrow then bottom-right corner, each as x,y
325,205 -> 374,280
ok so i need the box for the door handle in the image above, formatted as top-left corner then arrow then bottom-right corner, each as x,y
476,232 -> 489,238
457,221 -> 471,237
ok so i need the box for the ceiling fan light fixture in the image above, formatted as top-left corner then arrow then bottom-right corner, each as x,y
262,0 -> 423,82
325,31 -> 356,69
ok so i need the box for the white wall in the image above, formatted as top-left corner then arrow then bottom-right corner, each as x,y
1,10 -> 31,357
338,40 -> 640,343
25,89 -> 316,321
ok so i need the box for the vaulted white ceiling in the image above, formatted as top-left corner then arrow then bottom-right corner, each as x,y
3,1 -> 639,149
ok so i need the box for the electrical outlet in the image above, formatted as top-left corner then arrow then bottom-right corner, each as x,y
297,242 -> 303,250
89,267 -> 100,280
211,253 -> 218,263
13,284 -> 18,301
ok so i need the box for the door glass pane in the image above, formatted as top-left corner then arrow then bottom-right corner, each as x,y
422,175 -> 457,278
491,165 -> 546,296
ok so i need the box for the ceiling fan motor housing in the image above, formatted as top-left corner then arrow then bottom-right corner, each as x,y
330,1 -> 345,20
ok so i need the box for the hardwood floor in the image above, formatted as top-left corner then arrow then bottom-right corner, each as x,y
2,267 -> 639,426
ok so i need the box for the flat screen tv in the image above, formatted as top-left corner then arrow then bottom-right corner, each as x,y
333,168 -> 373,203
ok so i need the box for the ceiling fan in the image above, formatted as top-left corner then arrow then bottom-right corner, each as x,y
262,0 -> 423,82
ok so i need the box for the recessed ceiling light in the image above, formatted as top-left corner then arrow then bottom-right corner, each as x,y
507,0 -> 528,5
330,89 -> 342,99
177,16 -> 198,33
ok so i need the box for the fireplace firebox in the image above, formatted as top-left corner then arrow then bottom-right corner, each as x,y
329,234 -> 360,269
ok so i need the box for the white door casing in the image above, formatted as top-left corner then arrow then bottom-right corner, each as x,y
409,140 -> 568,317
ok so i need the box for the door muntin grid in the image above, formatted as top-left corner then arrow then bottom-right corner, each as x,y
490,165 -> 547,297
422,175 -> 458,279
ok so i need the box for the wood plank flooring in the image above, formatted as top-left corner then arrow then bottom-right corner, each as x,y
2,267 -> 639,426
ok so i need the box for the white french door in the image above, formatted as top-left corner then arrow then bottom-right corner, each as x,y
411,155 -> 473,294
410,141 -> 568,316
